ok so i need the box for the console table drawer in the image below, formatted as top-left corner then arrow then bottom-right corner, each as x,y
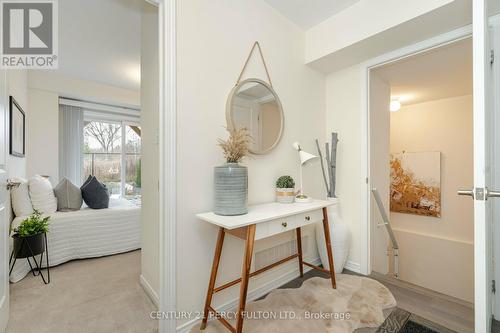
256,208 -> 323,239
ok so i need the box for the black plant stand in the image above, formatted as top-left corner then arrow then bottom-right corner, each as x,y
9,233 -> 50,284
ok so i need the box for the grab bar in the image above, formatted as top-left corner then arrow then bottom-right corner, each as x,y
371,188 -> 400,279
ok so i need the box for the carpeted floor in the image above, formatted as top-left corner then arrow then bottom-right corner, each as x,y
7,250 -> 158,333
191,274 -> 397,333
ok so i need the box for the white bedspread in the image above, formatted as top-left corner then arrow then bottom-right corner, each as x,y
10,198 -> 141,282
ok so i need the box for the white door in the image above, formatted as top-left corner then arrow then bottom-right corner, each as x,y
461,0 -> 496,331
0,70 -> 9,331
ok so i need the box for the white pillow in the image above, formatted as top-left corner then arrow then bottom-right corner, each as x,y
28,175 -> 57,214
10,177 -> 34,217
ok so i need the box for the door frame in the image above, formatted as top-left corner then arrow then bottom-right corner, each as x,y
360,24 -> 472,276
492,14 -> 500,320
0,70 -> 8,333
157,0 -> 177,332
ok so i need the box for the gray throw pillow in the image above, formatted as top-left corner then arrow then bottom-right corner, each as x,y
80,176 -> 110,209
54,178 -> 83,211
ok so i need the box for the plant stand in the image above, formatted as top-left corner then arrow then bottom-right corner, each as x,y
9,233 -> 50,284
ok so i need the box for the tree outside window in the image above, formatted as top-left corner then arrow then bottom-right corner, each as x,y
83,121 -> 141,201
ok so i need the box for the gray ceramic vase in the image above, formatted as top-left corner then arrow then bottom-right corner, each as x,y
214,163 -> 248,215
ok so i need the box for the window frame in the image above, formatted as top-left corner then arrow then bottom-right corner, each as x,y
83,112 -> 141,199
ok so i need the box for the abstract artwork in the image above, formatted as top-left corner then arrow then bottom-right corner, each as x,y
390,151 -> 441,217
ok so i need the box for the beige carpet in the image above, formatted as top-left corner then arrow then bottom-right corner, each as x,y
7,250 -> 158,333
192,274 -> 396,333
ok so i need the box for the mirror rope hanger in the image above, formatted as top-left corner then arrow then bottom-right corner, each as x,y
236,41 -> 273,87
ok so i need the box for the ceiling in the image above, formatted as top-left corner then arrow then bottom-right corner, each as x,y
373,38 -> 472,107
264,0 -> 360,30
55,0 -> 143,91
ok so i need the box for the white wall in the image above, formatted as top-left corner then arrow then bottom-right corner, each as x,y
306,0 -> 453,62
325,64 -> 364,265
28,71 -> 140,108
26,72 -> 140,185
390,95 -> 473,302
176,0 -> 325,328
369,74 -> 390,275
7,70 -> 28,225
7,71 -> 28,180
140,3 -> 159,304
305,0 -> 472,72
27,89 -> 59,184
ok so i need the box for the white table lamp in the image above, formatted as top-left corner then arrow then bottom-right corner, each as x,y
293,142 -> 318,203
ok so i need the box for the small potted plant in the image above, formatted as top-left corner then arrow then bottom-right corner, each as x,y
12,210 -> 50,258
276,175 -> 296,203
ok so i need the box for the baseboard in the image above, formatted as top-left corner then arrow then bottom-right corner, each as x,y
176,257 -> 322,333
140,274 -> 159,308
344,260 -> 361,274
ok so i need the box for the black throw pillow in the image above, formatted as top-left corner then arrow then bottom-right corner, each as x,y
82,175 -> 93,187
80,176 -> 110,209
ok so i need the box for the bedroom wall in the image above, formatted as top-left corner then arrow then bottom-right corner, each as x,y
26,72 -> 140,185
7,70 -> 28,180
27,89 -> 59,184
140,2 -> 160,304
6,70 -> 29,223
390,95 -> 474,302
175,0 -> 325,329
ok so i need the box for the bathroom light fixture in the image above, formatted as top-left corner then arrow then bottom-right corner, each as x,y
390,99 -> 401,112
292,142 -> 318,203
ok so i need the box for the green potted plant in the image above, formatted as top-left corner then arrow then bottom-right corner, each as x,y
12,210 -> 50,258
276,175 -> 296,203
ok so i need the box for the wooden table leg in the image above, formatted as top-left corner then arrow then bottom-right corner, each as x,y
236,224 -> 256,333
322,207 -> 337,289
296,227 -> 304,278
201,227 -> 226,330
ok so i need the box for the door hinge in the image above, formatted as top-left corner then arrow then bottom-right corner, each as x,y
491,50 -> 495,66
493,280 -> 496,294
366,177 -> 369,184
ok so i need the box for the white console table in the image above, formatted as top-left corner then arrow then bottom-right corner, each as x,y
196,199 -> 337,333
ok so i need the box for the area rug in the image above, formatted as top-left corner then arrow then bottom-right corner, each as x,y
376,308 -> 455,333
191,274 -> 396,333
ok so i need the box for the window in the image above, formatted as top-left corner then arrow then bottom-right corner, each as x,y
124,125 -> 141,199
83,120 -> 141,201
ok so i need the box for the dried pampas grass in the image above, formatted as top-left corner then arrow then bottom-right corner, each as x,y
218,127 -> 252,163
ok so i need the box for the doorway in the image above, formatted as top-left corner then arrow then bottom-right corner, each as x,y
367,38 -> 475,330
2,1 -> 162,332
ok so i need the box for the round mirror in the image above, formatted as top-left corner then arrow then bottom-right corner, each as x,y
226,78 -> 284,155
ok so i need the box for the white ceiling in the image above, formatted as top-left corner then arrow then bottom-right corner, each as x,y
373,38 -> 472,107
56,0 -> 143,91
264,0 -> 360,30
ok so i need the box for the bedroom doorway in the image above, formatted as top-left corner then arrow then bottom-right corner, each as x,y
3,0 -> 163,332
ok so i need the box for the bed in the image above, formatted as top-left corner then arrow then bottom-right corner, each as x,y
9,198 -> 141,283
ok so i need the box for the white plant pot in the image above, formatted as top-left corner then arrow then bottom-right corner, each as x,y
316,197 -> 351,273
276,188 -> 295,204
